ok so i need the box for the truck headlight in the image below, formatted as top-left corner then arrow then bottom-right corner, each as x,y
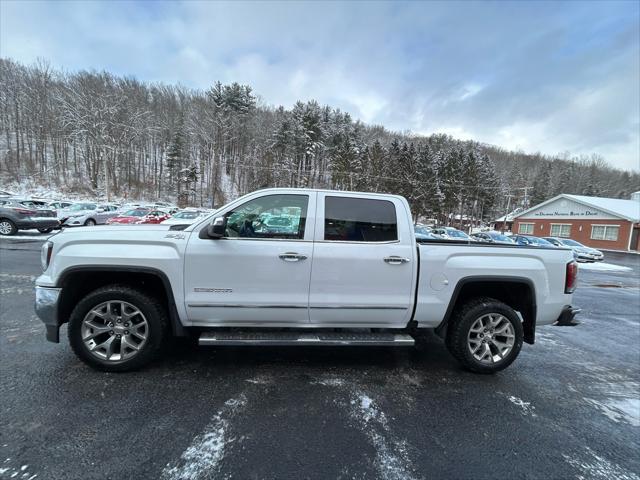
41,241 -> 53,271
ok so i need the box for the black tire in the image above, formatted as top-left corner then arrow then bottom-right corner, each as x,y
0,218 -> 18,236
446,297 -> 524,374
38,228 -> 53,233
68,285 -> 169,372
84,218 -> 96,226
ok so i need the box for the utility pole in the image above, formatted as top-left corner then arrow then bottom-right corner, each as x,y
501,194 -> 513,234
522,186 -> 530,209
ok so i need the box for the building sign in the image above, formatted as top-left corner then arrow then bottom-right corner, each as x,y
521,198 -> 618,220
534,209 -> 600,217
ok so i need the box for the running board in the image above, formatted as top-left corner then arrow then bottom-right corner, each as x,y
198,331 -> 415,347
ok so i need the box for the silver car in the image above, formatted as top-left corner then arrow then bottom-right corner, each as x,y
543,237 -> 604,262
0,199 -> 59,235
58,203 -> 120,227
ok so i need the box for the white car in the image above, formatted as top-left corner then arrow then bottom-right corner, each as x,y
58,203 -> 120,227
431,227 -> 474,241
161,209 -> 208,226
36,188 -> 578,373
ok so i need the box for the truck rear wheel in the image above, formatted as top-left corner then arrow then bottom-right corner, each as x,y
68,285 -> 169,372
446,297 -> 523,374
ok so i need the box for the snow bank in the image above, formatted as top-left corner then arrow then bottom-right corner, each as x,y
579,262 -> 633,273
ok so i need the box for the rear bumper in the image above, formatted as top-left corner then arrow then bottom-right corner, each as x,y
35,286 -> 62,342
556,305 -> 581,326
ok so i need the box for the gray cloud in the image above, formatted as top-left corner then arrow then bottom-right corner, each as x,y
1,0 -> 638,171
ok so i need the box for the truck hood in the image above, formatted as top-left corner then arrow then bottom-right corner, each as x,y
56,224 -> 172,235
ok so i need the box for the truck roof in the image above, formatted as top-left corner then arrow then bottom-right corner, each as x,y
249,187 -> 405,201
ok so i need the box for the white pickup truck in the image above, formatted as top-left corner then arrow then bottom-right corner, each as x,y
35,188 -> 580,373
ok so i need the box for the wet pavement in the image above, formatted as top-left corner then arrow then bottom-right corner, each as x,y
1,241 -> 639,480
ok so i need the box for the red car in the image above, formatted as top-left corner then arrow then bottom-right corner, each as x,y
106,208 -> 151,225
136,210 -> 171,224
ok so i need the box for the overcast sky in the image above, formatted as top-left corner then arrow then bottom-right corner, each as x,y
1,0 -> 639,171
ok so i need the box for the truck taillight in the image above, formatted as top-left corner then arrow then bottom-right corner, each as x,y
565,261 -> 578,294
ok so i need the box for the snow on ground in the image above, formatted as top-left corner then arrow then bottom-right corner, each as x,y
572,362 -> 640,428
0,459 -> 38,480
311,375 -> 418,480
504,395 -> 537,417
161,395 -> 247,480
0,233 -> 54,241
579,262 -> 633,272
562,446 -> 640,480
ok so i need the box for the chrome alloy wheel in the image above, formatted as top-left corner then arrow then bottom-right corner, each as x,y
81,301 -> 149,362
467,313 -> 515,364
0,220 -> 13,235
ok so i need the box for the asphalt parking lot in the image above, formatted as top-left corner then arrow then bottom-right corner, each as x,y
1,236 -> 639,480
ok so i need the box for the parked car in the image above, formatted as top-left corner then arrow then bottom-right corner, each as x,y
472,231 -> 516,244
260,215 -> 296,234
431,227 -> 474,241
58,203 -> 120,227
135,210 -> 171,224
543,237 -> 604,262
161,209 -> 209,226
0,198 -> 59,235
414,225 -> 438,240
512,235 -> 556,247
48,201 -> 74,211
35,188 -> 579,373
105,208 -> 151,225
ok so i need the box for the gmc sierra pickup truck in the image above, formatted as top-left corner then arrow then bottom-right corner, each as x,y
35,188 -> 580,373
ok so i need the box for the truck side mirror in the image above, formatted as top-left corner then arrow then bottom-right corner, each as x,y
201,216 -> 226,239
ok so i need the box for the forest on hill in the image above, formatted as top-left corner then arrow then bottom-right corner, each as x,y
1,58 -> 638,222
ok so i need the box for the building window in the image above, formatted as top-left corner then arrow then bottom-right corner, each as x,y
591,225 -> 619,241
518,223 -> 534,234
550,224 -> 571,238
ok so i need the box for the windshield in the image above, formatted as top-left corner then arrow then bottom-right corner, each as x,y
447,229 -> 469,239
69,203 -> 96,211
123,209 -> 148,217
174,212 -> 199,219
489,233 -> 514,243
415,226 -> 431,235
561,239 -> 583,247
529,236 -> 553,246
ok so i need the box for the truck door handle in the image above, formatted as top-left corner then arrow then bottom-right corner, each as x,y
279,252 -> 307,262
384,256 -> 410,265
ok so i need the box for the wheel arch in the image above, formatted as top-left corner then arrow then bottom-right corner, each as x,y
56,266 -> 185,337
436,276 -> 537,344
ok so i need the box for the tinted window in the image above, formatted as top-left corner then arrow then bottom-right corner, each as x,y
324,196 -> 397,242
225,194 -> 308,239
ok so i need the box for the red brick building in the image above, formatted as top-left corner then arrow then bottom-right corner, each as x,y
512,193 -> 640,252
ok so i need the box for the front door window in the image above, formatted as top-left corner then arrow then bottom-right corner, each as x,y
225,194 -> 308,239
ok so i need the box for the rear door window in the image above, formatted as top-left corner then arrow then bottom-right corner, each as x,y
324,196 -> 397,242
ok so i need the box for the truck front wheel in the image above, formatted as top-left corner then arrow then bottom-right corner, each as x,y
446,297 -> 524,374
68,285 -> 169,372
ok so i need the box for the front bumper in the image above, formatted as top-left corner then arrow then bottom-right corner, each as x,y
556,305 -> 581,326
35,286 -> 62,342
60,216 -> 86,226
